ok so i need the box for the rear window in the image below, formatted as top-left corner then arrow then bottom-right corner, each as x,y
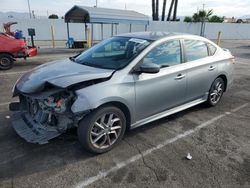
184,40 -> 209,62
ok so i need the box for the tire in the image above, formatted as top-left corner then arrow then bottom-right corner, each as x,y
77,106 -> 127,154
0,54 -> 14,70
207,77 -> 225,106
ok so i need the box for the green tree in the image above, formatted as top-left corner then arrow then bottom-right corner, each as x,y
48,14 -> 59,19
192,13 -> 200,22
184,16 -> 192,22
193,9 -> 213,22
209,15 -> 224,23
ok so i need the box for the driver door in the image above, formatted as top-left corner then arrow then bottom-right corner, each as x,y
133,40 -> 187,121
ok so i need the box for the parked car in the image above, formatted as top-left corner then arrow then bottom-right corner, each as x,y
236,18 -> 250,23
10,32 -> 234,153
0,22 -> 37,70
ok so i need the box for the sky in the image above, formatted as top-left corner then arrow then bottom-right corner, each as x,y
1,0 -> 250,18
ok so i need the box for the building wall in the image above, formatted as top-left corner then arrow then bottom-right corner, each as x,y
1,18 -> 250,41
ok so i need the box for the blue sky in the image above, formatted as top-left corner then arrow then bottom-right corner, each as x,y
1,0 -> 250,17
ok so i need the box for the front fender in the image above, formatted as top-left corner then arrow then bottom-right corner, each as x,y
71,76 -> 136,122
71,94 -> 131,113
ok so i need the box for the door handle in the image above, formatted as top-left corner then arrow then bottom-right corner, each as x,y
175,74 -> 185,80
208,66 -> 216,71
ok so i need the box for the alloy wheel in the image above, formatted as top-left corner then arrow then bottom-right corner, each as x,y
210,81 -> 223,104
90,113 -> 122,149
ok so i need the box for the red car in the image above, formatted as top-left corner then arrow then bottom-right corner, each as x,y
0,23 -> 37,70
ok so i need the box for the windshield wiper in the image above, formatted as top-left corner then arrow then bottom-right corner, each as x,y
69,56 -> 76,62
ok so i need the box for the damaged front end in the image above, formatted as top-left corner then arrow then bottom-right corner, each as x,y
10,89 -> 82,144
9,58 -> 115,144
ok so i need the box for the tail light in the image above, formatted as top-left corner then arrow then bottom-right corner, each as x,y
230,56 -> 235,64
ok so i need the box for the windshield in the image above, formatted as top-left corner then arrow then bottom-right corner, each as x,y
74,36 -> 152,70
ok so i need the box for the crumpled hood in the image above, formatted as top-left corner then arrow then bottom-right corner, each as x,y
15,58 -> 114,93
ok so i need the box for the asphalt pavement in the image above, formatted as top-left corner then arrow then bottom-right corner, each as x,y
0,41 -> 250,188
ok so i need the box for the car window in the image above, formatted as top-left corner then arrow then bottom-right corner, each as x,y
185,40 -> 209,61
92,41 -> 127,57
143,40 -> 181,67
207,43 -> 217,56
75,37 -> 152,70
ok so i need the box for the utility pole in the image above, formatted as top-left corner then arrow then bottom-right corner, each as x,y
27,0 -> 32,19
96,0 -> 98,7
201,3 -> 206,36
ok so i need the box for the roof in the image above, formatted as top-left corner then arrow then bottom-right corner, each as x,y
64,5 -> 149,25
117,32 -> 184,41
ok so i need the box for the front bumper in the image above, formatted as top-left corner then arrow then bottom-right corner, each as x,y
14,46 -> 37,58
10,102 -> 61,144
26,46 -> 37,57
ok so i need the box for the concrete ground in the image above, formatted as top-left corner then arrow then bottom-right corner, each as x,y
0,40 -> 250,188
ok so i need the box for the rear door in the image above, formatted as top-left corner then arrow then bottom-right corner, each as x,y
134,40 -> 187,121
184,40 -> 218,101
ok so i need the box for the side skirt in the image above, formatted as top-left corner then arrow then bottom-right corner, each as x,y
130,96 -> 208,129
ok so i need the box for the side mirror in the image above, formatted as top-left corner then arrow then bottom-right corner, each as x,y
137,59 -> 160,74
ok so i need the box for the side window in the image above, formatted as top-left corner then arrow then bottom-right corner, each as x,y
207,43 -> 217,56
185,40 -> 208,62
144,40 -> 181,67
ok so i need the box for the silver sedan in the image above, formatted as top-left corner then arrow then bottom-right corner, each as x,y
10,32 -> 235,153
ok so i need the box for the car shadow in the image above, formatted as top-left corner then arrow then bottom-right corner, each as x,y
125,103 -> 209,137
0,103 -> 208,181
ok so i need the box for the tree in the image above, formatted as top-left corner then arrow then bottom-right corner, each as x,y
199,9 -> 213,22
152,0 -> 156,20
192,13 -> 200,22
161,0 -> 167,21
48,14 -> 59,19
209,15 -> 224,23
152,0 -> 159,21
173,0 -> 178,21
155,0 -> 159,20
167,0 -> 175,21
186,9 -> 213,22
184,16 -> 192,22
152,0 -> 179,21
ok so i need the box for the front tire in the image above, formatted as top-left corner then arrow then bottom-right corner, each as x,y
207,77 -> 225,106
0,54 -> 14,70
78,106 -> 126,154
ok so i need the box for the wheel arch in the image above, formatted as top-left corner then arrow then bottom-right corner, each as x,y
0,52 -> 15,58
98,101 -> 131,130
217,74 -> 228,91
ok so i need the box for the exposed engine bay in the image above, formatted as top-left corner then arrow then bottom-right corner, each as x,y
26,92 -> 74,131
23,91 -> 75,132
11,90 -> 86,144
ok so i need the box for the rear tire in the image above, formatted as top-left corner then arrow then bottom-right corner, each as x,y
207,77 -> 225,106
77,106 -> 126,154
0,54 -> 14,70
